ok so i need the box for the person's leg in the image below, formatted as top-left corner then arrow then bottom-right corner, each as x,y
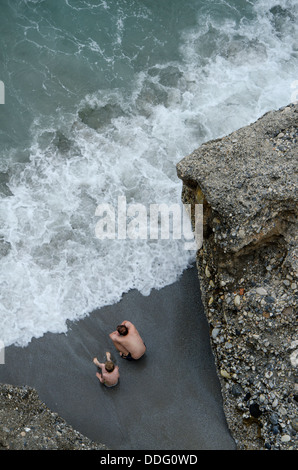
111,339 -> 130,356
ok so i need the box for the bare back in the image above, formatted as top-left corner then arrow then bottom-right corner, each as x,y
111,321 -> 146,360
102,365 -> 119,386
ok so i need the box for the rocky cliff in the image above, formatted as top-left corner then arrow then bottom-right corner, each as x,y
0,383 -> 107,450
177,103 -> 298,450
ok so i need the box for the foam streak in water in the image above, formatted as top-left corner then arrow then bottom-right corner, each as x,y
0,0 -> 297,346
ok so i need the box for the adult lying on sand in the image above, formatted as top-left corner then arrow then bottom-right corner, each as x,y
109,321 -> 146,360
93,352 -> 119,387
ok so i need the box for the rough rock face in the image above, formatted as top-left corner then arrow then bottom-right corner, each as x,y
0,384 -> 107,450
177,103 -> 298,450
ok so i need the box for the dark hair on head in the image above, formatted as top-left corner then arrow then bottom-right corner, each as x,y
117,324 -> 128,336
105,360 -> 115,373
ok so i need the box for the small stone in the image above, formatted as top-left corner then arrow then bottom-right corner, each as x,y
269,413 -> 279,425
234,294 -> 241,306
290,350 -> 298,367
272,398 -> 278,408
256,287 -> 267,295
259,394 -> 266,403
231,384 -> 243,397
220,369 -> 231,379
249,403 -> 262,418
291,417 -> 298,432
272,425 -> 279,435
281,434 -> 291,443
211,327 -> 220,339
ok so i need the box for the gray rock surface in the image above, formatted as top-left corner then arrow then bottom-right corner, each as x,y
177,103 -> 298,450
0,383 -> 107,450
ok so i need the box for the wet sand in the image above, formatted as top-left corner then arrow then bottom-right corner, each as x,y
0,265 -> 236,450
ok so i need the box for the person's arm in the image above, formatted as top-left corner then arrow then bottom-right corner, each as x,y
106,352 -> 111,361
109,331 -> 124,343
93,357 -> 104,370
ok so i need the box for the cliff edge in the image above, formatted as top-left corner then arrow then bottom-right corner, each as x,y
177,103 -> 298,450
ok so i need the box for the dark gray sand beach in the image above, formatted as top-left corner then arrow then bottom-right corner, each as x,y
0,266 -> 236,450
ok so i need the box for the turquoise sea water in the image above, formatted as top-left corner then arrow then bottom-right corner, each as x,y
0,0 -> 297,346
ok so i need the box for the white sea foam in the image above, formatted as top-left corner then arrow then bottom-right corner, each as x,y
0,0 -> 297,347
0,85 -> 196,347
